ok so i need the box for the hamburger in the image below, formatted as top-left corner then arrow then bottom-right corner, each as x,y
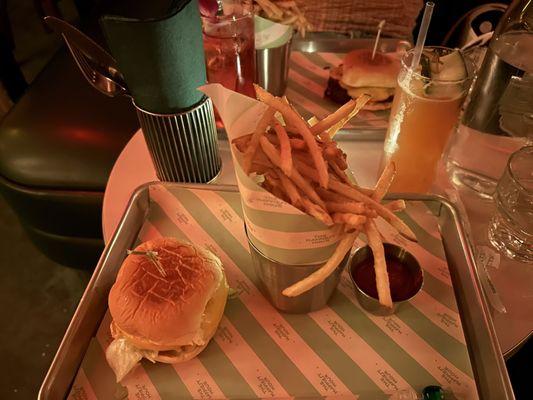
105,237 -> 228,381
325,48 -> 401,110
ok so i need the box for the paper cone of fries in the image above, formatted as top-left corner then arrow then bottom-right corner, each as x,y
201,84 -> 342,266
201,84 -> 416,307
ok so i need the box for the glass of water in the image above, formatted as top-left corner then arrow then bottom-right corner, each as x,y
488,146 -> 533,262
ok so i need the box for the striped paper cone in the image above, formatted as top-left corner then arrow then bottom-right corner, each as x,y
201,83 -> 342,265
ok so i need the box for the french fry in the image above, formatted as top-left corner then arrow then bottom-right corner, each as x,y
325,201 -> 366,214
385,199 -> 406,212
364,220 -> 393,308
259,136 -> 326,209
274,169 -> 302,207
311,94 -> 371,136
292,151 -> 315,167
242,107 -> 276,173
307,115 -> 319,126
241,87 -> 417,302
327,158 -> 351,184
264,172 -> 280,188
301,197 -> 333,226
249,162 -> 271,175
293,158 -> 374,198
326,94 -> 371,138
271,186 -> 288,202
232,133 -> 252,153
323,143 -> 343,159
328,180 -> 417,241
364,206 -> 378,218
310,99 -> 356,135
282,232 -> 358,297
289,137 -> 306,150
316,186 -> 354,203
274,122 -> 292,176
373,161 -> 396,200
332,213 -> 367,227
264,132 -> 305,150
254,84 -> 329,188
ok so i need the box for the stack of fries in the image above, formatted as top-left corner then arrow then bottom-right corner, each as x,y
252,0 -> 312,36
232,85 -> 417,308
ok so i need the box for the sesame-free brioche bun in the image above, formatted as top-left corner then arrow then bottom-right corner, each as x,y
325,49 -> 401,109
341,49 -> 400,89
106,237 -> 228,377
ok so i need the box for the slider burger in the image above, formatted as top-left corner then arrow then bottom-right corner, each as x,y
105,237 -> 228,381
325,48 -> 401,110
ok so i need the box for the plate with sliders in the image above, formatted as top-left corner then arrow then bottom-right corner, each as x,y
287,35 -> 411,140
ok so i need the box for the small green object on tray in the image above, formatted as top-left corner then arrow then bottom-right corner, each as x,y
423,385 -> 445,400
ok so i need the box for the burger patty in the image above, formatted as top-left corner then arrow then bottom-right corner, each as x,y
325,76 -> 352,104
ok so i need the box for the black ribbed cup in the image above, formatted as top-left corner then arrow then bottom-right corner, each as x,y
134,96 -> 221,183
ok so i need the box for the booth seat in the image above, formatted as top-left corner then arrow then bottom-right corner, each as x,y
0,48 -> 138,268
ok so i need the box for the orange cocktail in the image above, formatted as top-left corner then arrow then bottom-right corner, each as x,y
381,46 -> 473,193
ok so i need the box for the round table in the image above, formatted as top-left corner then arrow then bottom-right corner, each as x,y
103,129 -> 531,357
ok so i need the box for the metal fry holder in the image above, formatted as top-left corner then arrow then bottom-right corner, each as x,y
45,16 -> 221,183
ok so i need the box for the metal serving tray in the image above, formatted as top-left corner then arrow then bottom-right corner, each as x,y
39,183 -> 514,400
292,35 -> 405,54
288,36 -> 409,141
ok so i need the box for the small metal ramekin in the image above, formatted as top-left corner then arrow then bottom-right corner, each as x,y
349,243 -> 423,316
246,228 -> 350,314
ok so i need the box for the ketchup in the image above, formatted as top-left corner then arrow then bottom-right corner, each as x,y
352,257 -> 422,302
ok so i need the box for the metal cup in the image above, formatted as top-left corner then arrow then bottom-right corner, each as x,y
246,228 -> 350,313
349,243 -> 423,316
134,96 -> 221,183
255,39 -> 292,96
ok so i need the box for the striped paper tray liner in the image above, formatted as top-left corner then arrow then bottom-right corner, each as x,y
68,184 -> 479,400
287,51 -> 390,132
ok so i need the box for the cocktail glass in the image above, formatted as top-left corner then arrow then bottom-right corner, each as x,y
201,6 -> 256,127
381,46 -> 474,193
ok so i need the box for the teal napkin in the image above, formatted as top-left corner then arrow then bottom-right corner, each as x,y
100,0 -> 206,113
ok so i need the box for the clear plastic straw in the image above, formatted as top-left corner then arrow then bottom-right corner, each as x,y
410,2 -> 435,70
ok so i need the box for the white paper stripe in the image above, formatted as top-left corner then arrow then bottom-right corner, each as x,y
337,274 -> 478,399
68,368 -> 98,400
122,365 -> 163,400
189,189 -> 249,247
316,52 -> 344,66
309,309 -> 413,394
150,186 -> 351,396
246,218 -> 340,250
410,291 -> 466,344
289,68 -> 331,99
216,317 -> 290,398
290,52 -> 330,79
405,202 -> 442,240
172,358 -> 226,399
238,181 -> 304,215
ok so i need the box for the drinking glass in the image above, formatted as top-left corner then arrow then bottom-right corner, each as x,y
201,5 -> 255,126
488,146 -> 533,262
381,46 -> 474,193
